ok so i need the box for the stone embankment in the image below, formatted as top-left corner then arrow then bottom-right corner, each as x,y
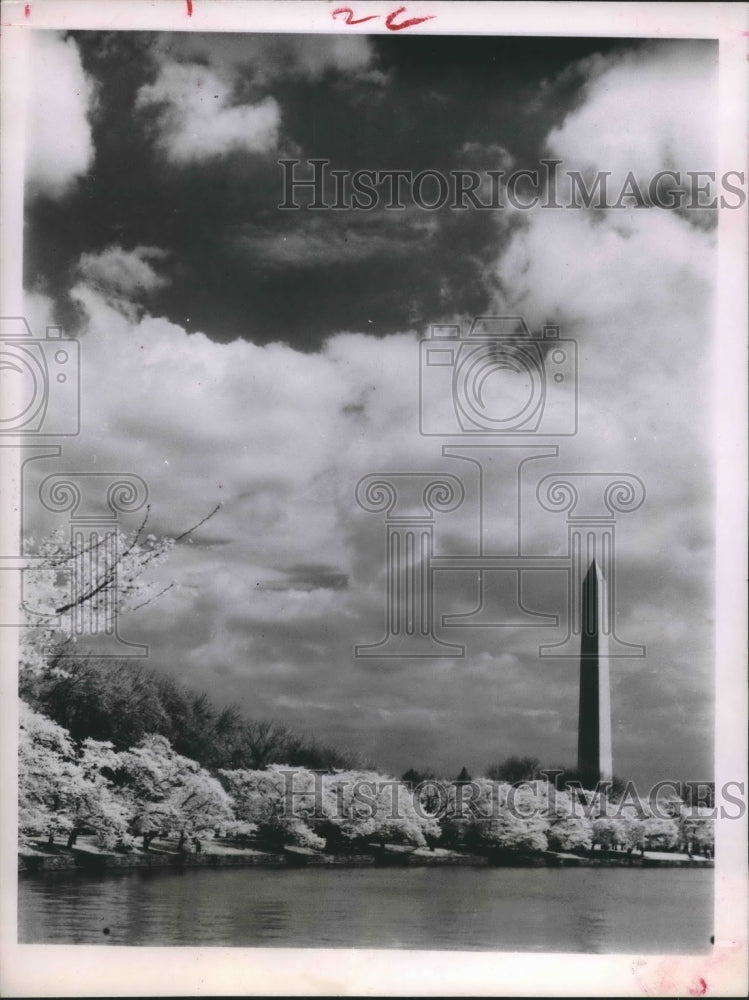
18,839 -> 714,874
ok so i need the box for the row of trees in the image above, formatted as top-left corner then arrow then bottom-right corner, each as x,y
20,704 -> 714,857
436,778 -> 714,855
22,658 -> 364,773
404,758 -> 715,813
18,516 -> 714,861
405,758 -> 631,799
19,703 -> 437,852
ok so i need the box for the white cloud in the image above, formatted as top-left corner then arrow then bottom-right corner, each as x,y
547,41 -> 718,184
491,42 -> 717,497
168,33 -> 377,84
135,33 -> 380,166
278,35 -> 374,79
484,41 -> 718,779
77,245 -> 169,318
63,279 -> 419,568
26,31 -> 95,198
136,61 -> 280,164
22,289 -> 57,334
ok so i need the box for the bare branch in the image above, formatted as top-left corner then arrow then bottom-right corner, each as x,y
53,517 -> 166,616
174,502 -> 222,544
128,582 -> 175,613
131,505 -> 152,546
121,506 -> 153,560
54,574 -> 118,616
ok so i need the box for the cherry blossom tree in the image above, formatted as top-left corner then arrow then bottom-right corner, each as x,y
221,766 -> 440,850
547,816 -> 593,852
639,816 -> 680,851
679,808 -> 714,855
19,702 -> 79,843
440,779 -> 551,853
18,703 -> 130,848
116,734 -> 233,849
20,504 -> 220,677
592,815 -> 643,851
474,811 -> 550,853
323,769 -> 441,848
219,767 -> 326,849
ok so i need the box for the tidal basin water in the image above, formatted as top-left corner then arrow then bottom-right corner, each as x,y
19,865 -> 712,952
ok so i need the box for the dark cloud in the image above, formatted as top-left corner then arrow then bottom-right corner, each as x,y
25,32 -> 625,348
258,564 -> 349,592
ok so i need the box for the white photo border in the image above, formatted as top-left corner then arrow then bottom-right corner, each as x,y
1,2 -> 746,996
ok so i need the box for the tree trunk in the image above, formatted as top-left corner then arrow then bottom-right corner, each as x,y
143,832 -> 156,851
67,830 -> 79,848
178,830 -> 186,852
47,833 -> 54,846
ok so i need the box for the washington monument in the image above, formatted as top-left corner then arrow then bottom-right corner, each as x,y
577,559 -> 613,783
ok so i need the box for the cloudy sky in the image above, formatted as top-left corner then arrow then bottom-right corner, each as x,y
21,28 -> 720,786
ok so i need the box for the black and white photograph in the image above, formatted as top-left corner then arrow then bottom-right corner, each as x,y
1,2 -> 747,996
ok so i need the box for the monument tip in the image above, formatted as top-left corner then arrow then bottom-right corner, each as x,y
585,558 -> 606,583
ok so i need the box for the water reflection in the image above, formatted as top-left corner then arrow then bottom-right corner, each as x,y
19,866 -> 712,953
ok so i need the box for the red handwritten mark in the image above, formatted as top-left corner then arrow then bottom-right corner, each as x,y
332,7 -> 378,25
689,977 -> 708,996
24,3 -> 30,16
385,6 -> 434,30
185,0 -> 192,16
332,6 -> 434,30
